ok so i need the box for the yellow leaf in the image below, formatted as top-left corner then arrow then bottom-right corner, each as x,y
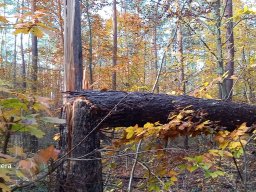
219,142 -> 229,150
30,26 -> 44,38
230,75 -> 238,80
187,165 -> 198,172
126,127 -> 135,139
205,94 -> 213,99
228,142 -> 241,150
0,183 -> 11,192
53,133 -> 60,141
169,170 -> 178,176
249,64 -> 256,68
170,176 -> 178,182
237,123 -> 248,132
143,122 -> 154,128
0,16 -> 8,23
222,71 -> 229,79
224,151 -> 233,157
0,169 -> 12,182
176,113 -> 183,120
13,28 -> 30,35
196,120 -> 210,131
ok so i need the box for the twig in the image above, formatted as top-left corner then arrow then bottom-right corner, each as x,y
127,139 -> 142,192
232,156 -> 244,183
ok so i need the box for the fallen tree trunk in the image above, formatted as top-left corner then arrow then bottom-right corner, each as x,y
66,90 -> 256,130
59,90 -> 256,192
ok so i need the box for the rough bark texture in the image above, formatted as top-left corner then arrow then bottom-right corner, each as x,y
31,0 -> 38,93
224,0 -> 235,100
213,0 -> 225,99
59,99 -> 102,192
112,0 -> 117,90
30,0 -> 38,153
59,90 -> 256,191
66,91 -> 256,130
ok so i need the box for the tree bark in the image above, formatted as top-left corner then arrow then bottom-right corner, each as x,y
59,100 -> 103,192
30,0 -> 38,153
31,0 -> 38,93
66,91 -> 256,131
64,0 -> 83,92
213,0 -> 225,99
59,90 -> 256,191
224,0 -> 235,101
86,0 -> 93,87
177,21 -> 185,95
21,33 -> 26,89
112,0 -> 117,90
13,34 -> 17,88
153,0 -> 160,93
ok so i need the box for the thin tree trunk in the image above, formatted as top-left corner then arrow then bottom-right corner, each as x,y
13,35 -> 17,88
30,0 -> 38,153
2,117 -> 14,154
153,0 -> 160,93
177,21 -> 188,149
31,0 -> 38,93
224,0 -> 234,101
177,22 -> 185,95
21,33 -> 26,89
112,0 -> 117,90
57,0 -> 64,47
214,0 -> 226,100
20,0 -> 26,89
86,0 -> 93,87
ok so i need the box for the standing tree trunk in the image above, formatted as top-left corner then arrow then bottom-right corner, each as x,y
21,33 -> 26,89
224,0 -> 234,101
30,0 -> 38,153
177,21 -> 185,95
177,20 -> 188,148
64,0 -> 83,92
31,0 -> 38,93
112,0 -> 117,90
59,0 -> 102,191
57,0 -> 64,47
213,0 -> 226,100
13,34 -> 17,88
153,0 -> 160,93
86,0 -> 93,88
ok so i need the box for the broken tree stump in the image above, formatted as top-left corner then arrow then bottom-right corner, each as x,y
59,90 -> 256,192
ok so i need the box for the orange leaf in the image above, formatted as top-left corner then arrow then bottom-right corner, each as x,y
37,145 -> 60,163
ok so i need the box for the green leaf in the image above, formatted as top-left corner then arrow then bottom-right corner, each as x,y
194,155 -> 203,163
0,98 -> 27,110
12,124 -> 44,138
26,125 -> 45,138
